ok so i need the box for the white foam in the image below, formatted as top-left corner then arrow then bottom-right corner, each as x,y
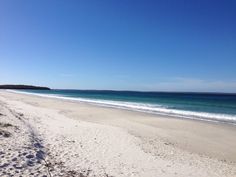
8,90 -> 236,124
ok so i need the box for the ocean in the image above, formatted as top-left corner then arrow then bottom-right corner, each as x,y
12,89 -> 236,125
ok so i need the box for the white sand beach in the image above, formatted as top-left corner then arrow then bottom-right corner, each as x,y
0,90 -> 236,177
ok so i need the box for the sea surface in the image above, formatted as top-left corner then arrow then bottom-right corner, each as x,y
11,89 -> 236,124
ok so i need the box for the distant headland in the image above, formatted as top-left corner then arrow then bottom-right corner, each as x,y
0,85 -> 51,90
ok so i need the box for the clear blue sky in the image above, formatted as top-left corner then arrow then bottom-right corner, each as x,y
1,0 -> 236,92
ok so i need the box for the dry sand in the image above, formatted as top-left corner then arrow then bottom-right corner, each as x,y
0,90 -> 236,177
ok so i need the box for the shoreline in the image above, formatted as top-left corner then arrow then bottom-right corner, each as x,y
7,89 -> 236,126
1,90 -> 236,176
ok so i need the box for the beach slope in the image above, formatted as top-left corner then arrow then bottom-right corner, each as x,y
0,90 -> 236,177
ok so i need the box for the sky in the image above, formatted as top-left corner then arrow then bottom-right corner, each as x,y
0,0 -> 236,92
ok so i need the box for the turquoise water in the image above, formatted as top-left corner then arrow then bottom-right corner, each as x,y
15,89 -> 236,124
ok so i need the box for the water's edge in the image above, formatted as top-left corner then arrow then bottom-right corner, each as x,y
6,89 -> 236,126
